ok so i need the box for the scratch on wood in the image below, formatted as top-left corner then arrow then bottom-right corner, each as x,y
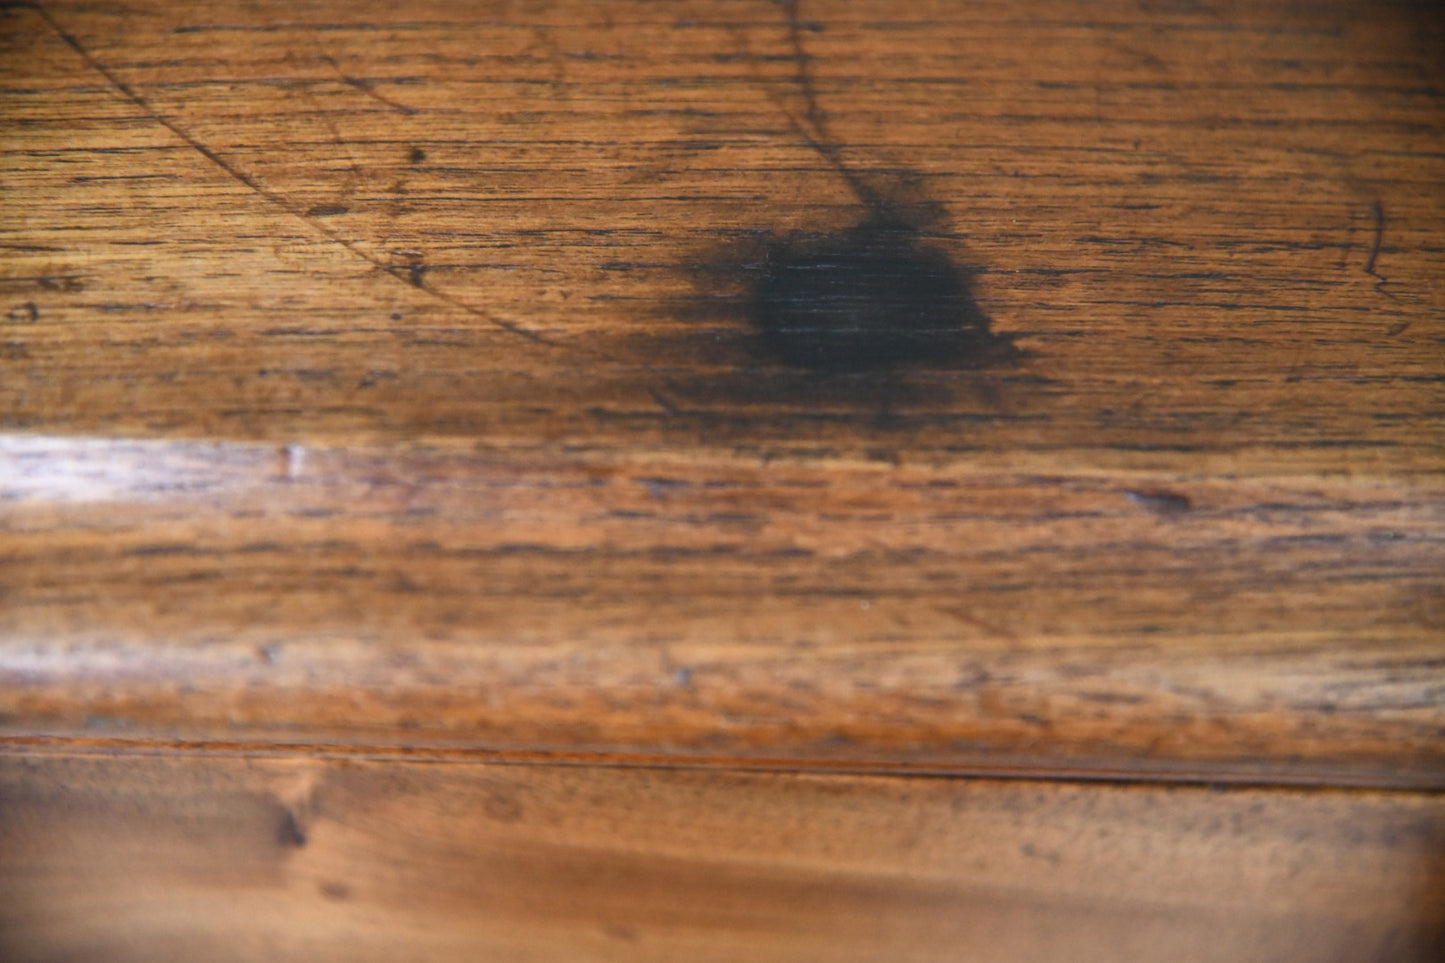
289,58 -> 367,204
779,0 -> 826,135
647,386 -> 681,417
319,53 -> 417,115
1363,200 -> 1396,300
772,0 -> 881,211
936,604 -> 1021,645
28,2 -> 551,346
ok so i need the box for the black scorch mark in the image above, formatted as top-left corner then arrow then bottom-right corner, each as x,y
751,215 -> 1001,374
675,1 -> 1013,385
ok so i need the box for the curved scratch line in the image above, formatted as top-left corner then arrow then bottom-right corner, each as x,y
740,2 -> 877,213
776,0 -> 880,212
288,51 -> 365,205
31,2 -> 552,346
1363,200 -> 1397,301
318,53 -> 418,116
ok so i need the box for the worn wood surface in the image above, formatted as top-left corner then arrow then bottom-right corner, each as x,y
2,0 -> 1444,784
3,1 -> 1444,957
1,750 -> 1442,962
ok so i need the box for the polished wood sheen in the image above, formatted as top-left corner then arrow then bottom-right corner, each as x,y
1,0 -> 1443,957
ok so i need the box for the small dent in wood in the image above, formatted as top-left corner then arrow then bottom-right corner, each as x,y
389,248 -> 427,288
603,923 -> 640,942
277,808 -> 308,848
1020,842 -> 1062,865
281,444 -> 307,481
83,715 -> 132,730
37,275 -> 84,292
319,880 -> 352,901
1124,488 -> 1192,516
7,302 -> 40,322
484,787 -> 524,823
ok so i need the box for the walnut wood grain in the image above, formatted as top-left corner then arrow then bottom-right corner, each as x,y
2,0 -> 1443,783
3,751 -> 1443,962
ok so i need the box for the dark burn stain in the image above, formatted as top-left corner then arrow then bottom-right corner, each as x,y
651,179 -> 1015,423
652,0 -> 1015,409
750,215 -> 1003,374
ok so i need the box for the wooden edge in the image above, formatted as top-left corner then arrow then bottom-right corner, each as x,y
6,434 -> 1444,787
3,734 -> 1443,792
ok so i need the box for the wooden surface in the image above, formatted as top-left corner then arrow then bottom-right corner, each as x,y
3,751 -> 1444,962
1,0 -> 1444,956
2,0 -> 1442,783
